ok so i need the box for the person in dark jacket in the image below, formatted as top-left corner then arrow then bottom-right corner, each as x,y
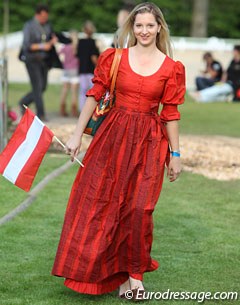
19,4 -> 57,120
226,45 -> 240,101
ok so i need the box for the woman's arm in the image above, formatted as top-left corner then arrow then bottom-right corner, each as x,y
165,120 -> 181,182
220,70 -> 228,82
65,48 -> 117,160
91,54 -> 98,65
65,96 -> 97,161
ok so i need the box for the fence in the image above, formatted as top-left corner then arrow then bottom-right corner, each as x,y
0,57 -> 8,152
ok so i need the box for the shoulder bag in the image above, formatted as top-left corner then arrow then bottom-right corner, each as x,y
84,48 -> 123,136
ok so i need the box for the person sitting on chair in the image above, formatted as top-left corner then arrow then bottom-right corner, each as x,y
195,52 -> 223,91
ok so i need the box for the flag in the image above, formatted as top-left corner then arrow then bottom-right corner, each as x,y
0,108 -> 54,192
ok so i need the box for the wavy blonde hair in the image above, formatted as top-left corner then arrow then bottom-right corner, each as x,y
116,2 -> 172,58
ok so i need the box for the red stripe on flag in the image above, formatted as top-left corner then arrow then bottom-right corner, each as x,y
15,126 -> 54,192
0,109 -> 35,173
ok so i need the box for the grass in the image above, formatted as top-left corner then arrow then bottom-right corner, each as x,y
180,94 -> 240,137
0,153 -> 69,218
8,83 -> 61,113
8,83 -> 240,137
1,82 -> 239,304
0,169 -> 239,305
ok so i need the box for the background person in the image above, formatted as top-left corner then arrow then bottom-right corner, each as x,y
195,52 -> 223,91
190,45 -> 240,102
77,21 -> 100,112
112,4 -> 135,48
225,45 -> 240,101
117,7 -> 131,28
19,3 -> 57,121
58,30 -> 79,117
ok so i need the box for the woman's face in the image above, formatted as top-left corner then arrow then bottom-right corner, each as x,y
133,12 -> 160,47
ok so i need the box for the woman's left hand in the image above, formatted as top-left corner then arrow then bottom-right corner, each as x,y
167,157 -> 182,182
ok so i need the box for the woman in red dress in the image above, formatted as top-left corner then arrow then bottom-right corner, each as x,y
52,2 -> 186,300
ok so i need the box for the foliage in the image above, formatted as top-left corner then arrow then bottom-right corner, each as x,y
149,0 -> 192,37
0,0 -> 240,38
208,0 -> 240,38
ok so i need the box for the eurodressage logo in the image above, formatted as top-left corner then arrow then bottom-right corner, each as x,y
123,289 -> 239,302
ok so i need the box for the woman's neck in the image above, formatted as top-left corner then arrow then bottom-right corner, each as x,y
133,43 -> 158,56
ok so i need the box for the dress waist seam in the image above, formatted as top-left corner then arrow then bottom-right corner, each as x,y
112,106 -> 157,116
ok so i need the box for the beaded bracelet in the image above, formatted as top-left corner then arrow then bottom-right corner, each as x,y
170,151 -> 181,157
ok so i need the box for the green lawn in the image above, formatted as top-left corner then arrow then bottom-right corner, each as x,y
8,83 -> 61,113
0,153 -> 69,218
0,168 -> 239,305
0,83 -> 239,304
181,94 -> 240,137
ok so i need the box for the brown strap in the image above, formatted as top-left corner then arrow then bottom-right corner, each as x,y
109,48 -> 123,96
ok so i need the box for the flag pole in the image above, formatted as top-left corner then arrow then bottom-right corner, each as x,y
53,136 -> 84,167
23,105 -> 84,168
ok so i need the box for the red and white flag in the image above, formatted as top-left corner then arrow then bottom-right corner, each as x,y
0,108 -> 54,192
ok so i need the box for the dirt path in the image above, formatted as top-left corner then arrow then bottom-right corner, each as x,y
47,117 -> 240,182
181,135 -> 240,181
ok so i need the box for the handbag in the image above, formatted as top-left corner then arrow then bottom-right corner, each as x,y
46,46 -> 63,69
18,45 -> 62,69
84,48 -> 123,136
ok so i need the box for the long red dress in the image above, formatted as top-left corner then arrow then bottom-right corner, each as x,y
52,48 -> 186,295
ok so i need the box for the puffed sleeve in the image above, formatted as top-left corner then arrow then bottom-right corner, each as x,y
160,61 -> 186,122
86,48 -> 116,102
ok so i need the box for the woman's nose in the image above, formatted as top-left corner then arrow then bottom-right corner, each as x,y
141,26 -> 148,34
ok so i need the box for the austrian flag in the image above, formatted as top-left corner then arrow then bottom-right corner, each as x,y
0,108 -> 54,192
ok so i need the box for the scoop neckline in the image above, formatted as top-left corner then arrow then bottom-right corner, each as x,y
126,48 -> 168,78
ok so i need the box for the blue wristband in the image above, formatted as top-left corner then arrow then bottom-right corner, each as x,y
171,151 -> 181,157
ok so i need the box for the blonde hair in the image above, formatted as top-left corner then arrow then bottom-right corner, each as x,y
69,30 -> 79,55
117,2 -> 173,58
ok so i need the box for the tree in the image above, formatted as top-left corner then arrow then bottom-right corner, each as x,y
1,0 -> 239,38
190,0 -> 209,37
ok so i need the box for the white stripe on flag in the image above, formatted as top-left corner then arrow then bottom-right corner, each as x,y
3,116 -> 45,183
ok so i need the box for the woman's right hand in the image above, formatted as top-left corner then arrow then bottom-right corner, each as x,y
65,134 -> 82,162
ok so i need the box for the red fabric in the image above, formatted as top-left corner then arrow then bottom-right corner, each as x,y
0,109 -> 35,173
52,48 -> 186,295
0,108 -> 53,192
130,273 -> 144,281
15,125 -> 54,191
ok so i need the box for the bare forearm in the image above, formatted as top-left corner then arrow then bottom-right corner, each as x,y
209,70 -> 218,79
73,96 -> 98,137
165,120 -> 180,151
91,55 -> 98,65
30,40 -> 54,51
30,43 -> 45,51
221,71 -> 228,82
